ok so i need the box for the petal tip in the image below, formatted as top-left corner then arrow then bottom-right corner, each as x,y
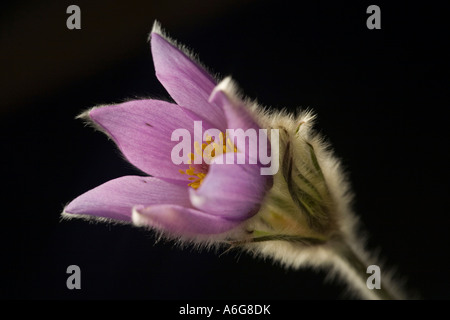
209,76 -> 241,104
131,205 -> 148,227
208,77 -> 247,115
75,105 -> 114,139
151,20 -> 162,34
209,76 -> 232,97
148,20 -> 163,41
62,202 -> 132,226
75,108 -> 92,122
76,105 -> 106,126
61,202 -> 87,221
60,206 -> 73,219
188,188 -> 207,208
60,206 -> 93,223
149,21 -> 175,49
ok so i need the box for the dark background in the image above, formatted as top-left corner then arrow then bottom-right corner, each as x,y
1,0 -> 448,300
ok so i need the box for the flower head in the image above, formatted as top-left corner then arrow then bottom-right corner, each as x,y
63,21 -> 273,241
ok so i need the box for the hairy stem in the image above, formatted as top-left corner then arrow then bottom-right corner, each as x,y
333,241 -> 399,300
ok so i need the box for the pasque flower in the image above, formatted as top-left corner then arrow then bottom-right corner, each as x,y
63,22 -> 272,239
63,21 -> 406,299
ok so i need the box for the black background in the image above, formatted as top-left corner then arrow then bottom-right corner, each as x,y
1,0 -> 448,300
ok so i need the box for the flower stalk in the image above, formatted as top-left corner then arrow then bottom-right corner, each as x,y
334,241 -> 399,300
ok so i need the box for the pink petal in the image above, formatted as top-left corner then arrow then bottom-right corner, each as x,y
189,153 -> 271,220
87,100 -> 200,181
209,77 -> 264,165
150,29 -> 225,130
63,176 -> 190,221
132,204 -> 240,235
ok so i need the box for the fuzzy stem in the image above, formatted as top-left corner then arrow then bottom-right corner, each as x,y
333,241 -> 398,300
227,234 -> 400,299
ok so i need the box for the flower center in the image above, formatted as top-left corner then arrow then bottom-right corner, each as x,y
178,132 -> 237,189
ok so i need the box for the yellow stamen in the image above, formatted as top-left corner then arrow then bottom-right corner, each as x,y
212,143 -> 222,156
188,182 -> 201,189
227,138 -> 234,150
194,141 -> 203,157
179,131 -> 239,189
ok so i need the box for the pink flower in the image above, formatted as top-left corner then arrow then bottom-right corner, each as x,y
63,22 -> 272,239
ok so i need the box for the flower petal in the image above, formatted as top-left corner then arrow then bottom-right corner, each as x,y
86,100 -> 201,181
150,24 -> 225,130
63,176 -> 190,222
209,77 -> 265,165
132,204 -> 240,235
189,153 -> 271,220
